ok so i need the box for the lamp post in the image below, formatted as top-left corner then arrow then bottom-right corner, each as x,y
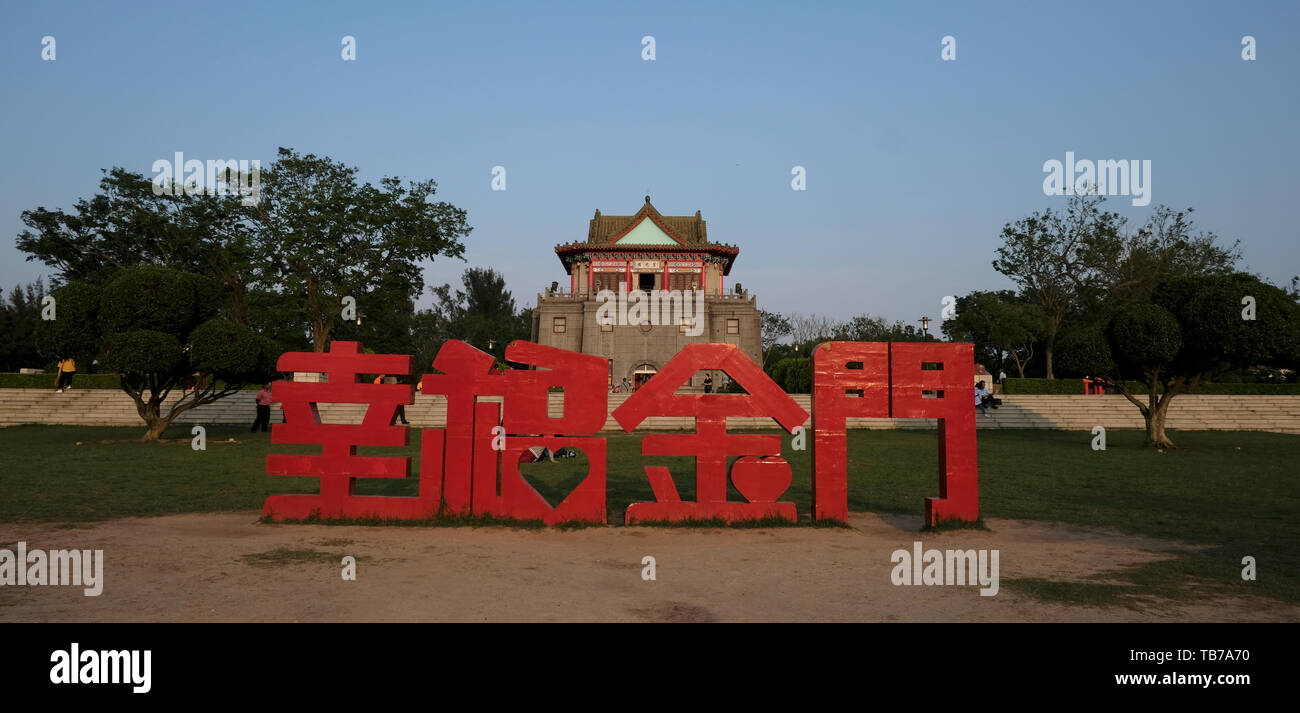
919,316 -> 930,339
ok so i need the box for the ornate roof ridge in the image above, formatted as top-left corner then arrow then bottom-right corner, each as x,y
586,196 -> 708,246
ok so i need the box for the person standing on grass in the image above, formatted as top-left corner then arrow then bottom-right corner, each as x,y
703,372 -> 714,394
54,356 -> 76,392
252,382 -> 273,432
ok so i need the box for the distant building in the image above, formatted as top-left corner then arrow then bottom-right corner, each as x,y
531,197 -> 761,390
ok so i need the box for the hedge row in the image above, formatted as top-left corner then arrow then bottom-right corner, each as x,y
1001,378 -> 1300,395
0,373 -> 123,389
1187,383 -> 1300,394
0,373 -> 266,390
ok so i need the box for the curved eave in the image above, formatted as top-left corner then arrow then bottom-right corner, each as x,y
554,243 -> 739,274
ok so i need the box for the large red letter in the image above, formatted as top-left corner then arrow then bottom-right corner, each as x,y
811,342 -> 889,521
889,342 -> 978,525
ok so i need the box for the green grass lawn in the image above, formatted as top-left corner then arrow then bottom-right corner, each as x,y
2,424 -> 1297,605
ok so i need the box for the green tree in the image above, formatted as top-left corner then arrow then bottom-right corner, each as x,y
16,167 -> 256,323
34,281 -> 101,367
1059,273 -> 1300,448
1087,205 -> 1240,311
759,310 -> 792,369
42,266 -> 281,441
942,291 -> 1045,377
247,148 -> 471,351
787,313 -> 837,354
0,280 -> 49,371
769,357 -> 812,393
993,193 -> 1125,378
995,195 -> 1241,380
836,314 -> 937,342
420,267 -> 532,365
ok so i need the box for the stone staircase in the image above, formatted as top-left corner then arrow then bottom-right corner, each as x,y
969,394 -> 1300,434
1,389 -> 1296,434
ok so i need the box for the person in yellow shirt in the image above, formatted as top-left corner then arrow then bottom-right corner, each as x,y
55,357 -> 77,393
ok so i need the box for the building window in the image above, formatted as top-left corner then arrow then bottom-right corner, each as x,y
600,319 -> 613,332
726,318 -> 740,335
593,270 -> 623,292
553,317 -> 566,334
667,271 -> 698,292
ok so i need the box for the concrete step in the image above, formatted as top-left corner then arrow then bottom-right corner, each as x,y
1,390 -> 1297,433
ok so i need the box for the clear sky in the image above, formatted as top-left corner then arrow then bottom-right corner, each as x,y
2,1 -> 1297,325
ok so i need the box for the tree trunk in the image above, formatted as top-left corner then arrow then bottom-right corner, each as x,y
125,379 -> 236,441
227,281 -> 250,326
1143,393 -> 1176,449
134,394 -> 173,442
142,415 -> 171,442
1042,321 -> 1057,380
1010,353 -> 1026,378
312,317 -> 329,352
127,381 -> 183,442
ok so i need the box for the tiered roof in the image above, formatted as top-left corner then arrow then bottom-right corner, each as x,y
554,196 -> 740,274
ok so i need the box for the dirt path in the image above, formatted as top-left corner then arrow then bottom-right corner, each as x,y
1,512 -> 1293,622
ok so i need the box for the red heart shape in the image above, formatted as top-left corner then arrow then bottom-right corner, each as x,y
730,456 -> 792,503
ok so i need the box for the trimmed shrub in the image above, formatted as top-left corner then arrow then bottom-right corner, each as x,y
1002,378 -> 1093,394
1109,303 -> 1182,371
1055,327 -> 1114,377
190,319 -> 262,380
102,330 -> 185,376
99,266 -> 216,337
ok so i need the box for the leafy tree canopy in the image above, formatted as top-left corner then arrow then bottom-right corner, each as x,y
38,266 -> 282,440
247,148 -> 472,351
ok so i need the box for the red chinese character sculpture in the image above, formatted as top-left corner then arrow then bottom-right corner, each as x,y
613,343 -> 808,523
421,340 -> 609,525
889,342 -> 978,526
811,342 -> 889,521
263,339 -> 979,528
418,339 -> 506,515
262,341 -> 437,521
811,341 -> 978,526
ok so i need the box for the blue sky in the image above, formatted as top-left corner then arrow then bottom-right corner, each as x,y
2,0 -> 1297,325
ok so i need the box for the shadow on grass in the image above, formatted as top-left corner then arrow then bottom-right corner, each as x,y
264,512 -> 852,531
262,512 -> 550,530
627,516 -> 851,529
1003,553 -> 1241,609
924,518 -> 989,533
239,547 -> 352,567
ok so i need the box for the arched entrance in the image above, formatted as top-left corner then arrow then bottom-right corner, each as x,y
629,363 -> 658,392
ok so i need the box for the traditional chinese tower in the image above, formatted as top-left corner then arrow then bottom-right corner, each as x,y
532,197 -> 762,389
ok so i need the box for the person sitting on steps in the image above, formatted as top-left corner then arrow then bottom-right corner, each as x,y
975,380 -> 992,418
